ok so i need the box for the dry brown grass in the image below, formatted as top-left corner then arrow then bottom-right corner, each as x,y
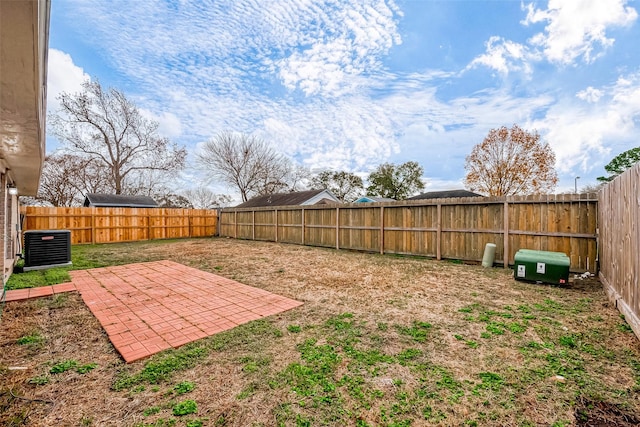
1,237 -> 639,426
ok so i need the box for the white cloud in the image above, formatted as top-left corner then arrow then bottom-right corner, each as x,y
140,110 -> 183,139
271,2 -> 402,96
576,87 -> 603,103
523,0 -> 638,65
470,0 -> 638,74
467,36 -> 534,75
531,71 -> 640,174
46,49 -> 90,112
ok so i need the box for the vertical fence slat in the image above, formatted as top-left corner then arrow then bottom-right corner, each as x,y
503,201 -> 509,268
301,208 -> 305,245
379,206 -> 384,254
336,207 -> 340,250
436,204 -> 442,261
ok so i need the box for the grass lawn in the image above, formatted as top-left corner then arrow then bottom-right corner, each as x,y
1,238 -> 639,426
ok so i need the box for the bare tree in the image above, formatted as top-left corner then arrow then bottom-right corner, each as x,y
464,124 -> 558,196
183,187 -> 232,209
50,80 -> 186,194
196,132 -> 298,202
36,153 -> 111,206
311,170 -> 363,202
156,194 -> 193,208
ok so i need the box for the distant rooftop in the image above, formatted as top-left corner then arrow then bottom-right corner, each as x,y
84,193 -> 158,208
235,189 -> 340,208
354,196 -> 396,203
407,189 -> 483,200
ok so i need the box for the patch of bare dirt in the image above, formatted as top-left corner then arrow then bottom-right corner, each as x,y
575,397 -> 640,427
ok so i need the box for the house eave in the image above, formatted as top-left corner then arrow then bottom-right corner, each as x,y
0,0 -> 50,195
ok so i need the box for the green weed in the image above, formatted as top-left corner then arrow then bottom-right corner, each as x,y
113,345 -> 208,390
143,406 -> 161,416
396,321 -> 432,343
397,348 -> 422,365
287,325 -> 302,333
173,381 -> 195,395
17,333 -> 44,346
236,382 -> 258,399
28,375 -> 49,385
172,399 -> 197,416
50,360 -> 78,374
474,372 -> 504,394
76,363 -> 98,374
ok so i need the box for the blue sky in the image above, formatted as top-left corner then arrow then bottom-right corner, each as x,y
46,0 -> 640,196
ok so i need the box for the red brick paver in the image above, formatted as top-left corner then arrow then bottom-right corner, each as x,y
4,260 -> 303,363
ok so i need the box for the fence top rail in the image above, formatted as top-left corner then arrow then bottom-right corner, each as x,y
21,206 -> 219,215
222,193 -> 599,213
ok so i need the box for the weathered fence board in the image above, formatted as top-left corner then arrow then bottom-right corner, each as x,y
21,206 -> 218,245
599,163 -> 640,340
220,194 -> 598,272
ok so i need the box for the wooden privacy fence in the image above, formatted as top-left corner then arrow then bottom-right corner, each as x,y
220,194 -> 598,272
599,162 -> 640,339
21,206 -> 218,245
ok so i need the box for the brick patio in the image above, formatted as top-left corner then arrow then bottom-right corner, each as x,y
4,260 -> 302,362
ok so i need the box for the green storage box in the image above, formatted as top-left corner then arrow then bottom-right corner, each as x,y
514,249 -> 570,285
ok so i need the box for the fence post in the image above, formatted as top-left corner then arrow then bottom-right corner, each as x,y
380,205 -> 384,254
252,210 -> 256,240
301,208 -> 305,245
336,207 -> 340,250
503,201 -> 509,268
91,209 -> 96,244
437,204 -> 442,260
146,210 -> 151,241
275,209 -> 278,242
234,211 -> 238,238
216,208 -> 221,237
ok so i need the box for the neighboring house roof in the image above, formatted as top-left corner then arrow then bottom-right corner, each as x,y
354,196 -> 396,203
84,193 -> 159,208
235,189 -> 340,208
407,189 -> 484,200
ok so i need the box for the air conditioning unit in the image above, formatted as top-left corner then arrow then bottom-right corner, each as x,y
23,230 -> 72,271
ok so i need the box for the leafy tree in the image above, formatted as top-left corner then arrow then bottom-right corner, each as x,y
50,80 -> 186,194
366,162 -> 425,200
196,132 -> 300,202
310,170 -> 364,202
597,147 -> 640,182
183,187 -> 232,209
464,124 -> 558,196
